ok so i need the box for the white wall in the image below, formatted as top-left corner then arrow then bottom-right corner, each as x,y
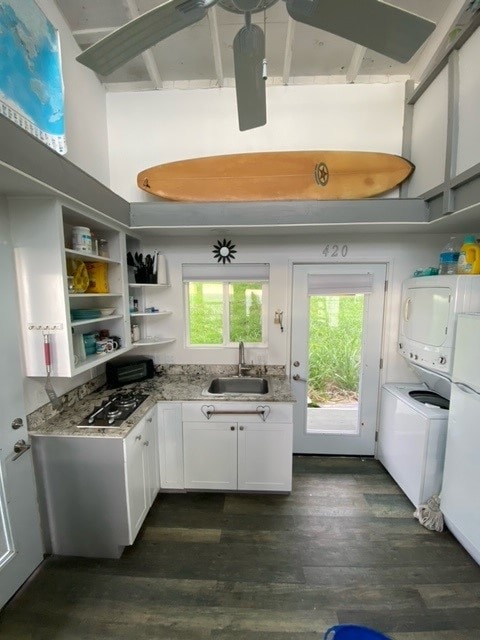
35,0 -> 110,186
129,231 -> 450,385
106,83 -> 406,202
457,26 -> 480,176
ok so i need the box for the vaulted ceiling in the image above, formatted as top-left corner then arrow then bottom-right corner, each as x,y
54,0 -> 458,91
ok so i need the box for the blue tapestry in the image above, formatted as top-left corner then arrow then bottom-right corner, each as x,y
0,0 -> 66,154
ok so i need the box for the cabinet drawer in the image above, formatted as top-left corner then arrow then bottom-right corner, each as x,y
182,401 -> 292,423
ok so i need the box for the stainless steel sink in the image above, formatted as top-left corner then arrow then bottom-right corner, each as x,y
205,376 -> 269,395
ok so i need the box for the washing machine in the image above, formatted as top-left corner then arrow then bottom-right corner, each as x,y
377,383 -> 449,507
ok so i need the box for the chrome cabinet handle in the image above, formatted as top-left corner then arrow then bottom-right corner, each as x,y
12,439 -> 31,461
143,440 -> 149,446
147,417 -> 153,423
239,426 -> 244,431
135,434 -> 142,441
230,426 -> 235,431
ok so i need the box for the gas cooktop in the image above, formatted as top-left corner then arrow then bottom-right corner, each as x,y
78,390 -> 149,428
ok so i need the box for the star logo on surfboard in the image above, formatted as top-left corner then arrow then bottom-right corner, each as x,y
314,162 -> 329,187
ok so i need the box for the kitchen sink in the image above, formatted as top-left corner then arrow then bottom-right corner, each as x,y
205,376 -> 269,395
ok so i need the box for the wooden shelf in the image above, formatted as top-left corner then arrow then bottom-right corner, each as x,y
70,314 -> 123,328
64,248 -> 120,264
69,293 -> 122,298
131,338 -> 175,347
129,311 -> 171,318
72,347 -> 130,374
128,283 -> 170,288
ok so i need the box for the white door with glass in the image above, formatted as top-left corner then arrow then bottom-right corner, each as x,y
0,243 -> 44,609
291,263 -> 386,455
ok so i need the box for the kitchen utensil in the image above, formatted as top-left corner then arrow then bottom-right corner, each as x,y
43,333 -> 61,409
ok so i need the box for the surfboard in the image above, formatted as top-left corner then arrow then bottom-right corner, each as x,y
137,151 -> 414,202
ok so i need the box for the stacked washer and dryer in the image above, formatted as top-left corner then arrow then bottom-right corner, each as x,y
377,275 -> 480,508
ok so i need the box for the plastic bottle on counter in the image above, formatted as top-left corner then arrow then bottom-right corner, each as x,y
438,237 -> 460,275
457,235 -> 480,274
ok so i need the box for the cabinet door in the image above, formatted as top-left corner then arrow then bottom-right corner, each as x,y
125,422 -> 149,542
183,422 -> 237,490
143,408 -> 160,505
237,422 -> 292,492
158,403 -> 184,489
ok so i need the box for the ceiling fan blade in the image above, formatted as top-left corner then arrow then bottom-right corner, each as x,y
233,24 -> 266,131
77,0 -> 210,76
286,0 -> 436,63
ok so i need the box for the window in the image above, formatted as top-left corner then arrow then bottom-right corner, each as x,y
183,264 -> 269,347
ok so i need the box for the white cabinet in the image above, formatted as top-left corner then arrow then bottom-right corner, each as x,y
182,402 -> 293,492
9,197 -> 129,377
32,406 -> 159,559
125,407 -> 159,538
128,283 -> 175,348
183,421 -> 238,490
157,402 -> 184,489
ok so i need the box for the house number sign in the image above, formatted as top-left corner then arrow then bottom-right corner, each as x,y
321,244 -> 348,258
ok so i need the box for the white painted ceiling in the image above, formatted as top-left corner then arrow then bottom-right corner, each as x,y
54,0 -> 457,91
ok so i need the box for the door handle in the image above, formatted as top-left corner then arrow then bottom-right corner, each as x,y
292,374 -> 307,382
12,439 -> 31,461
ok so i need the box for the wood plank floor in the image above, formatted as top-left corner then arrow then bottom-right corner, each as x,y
1,456 -> 479,639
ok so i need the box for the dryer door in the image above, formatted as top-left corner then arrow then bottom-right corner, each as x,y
400,284 -> 450,347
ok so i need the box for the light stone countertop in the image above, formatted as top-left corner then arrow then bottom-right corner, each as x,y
28,370 -> 294,439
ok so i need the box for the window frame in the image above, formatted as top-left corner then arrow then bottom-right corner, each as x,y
184,280 -> 269,348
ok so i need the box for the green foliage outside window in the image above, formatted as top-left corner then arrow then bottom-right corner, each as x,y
188,281 -> 263,345
308,295 -> 364,403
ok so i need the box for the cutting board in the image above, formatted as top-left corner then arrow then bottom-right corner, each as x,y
137,151 -> 414,202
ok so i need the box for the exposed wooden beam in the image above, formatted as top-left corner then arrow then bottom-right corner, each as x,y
207,7 -> 224,87
345,45 -> 366,83
282,17 -> 295,84
124,0 -> 163,89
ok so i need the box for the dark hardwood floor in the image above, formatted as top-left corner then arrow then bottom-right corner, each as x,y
2,456 -> 479,639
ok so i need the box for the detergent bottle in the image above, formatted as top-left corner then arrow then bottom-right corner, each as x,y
457,235 -> 480,275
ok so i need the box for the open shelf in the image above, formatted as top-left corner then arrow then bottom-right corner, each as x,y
70,314 -> 124,328
131,338 -> 176,347
129,311 -> 171,318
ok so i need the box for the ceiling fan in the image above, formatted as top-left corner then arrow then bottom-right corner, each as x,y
76,0 -> 436,132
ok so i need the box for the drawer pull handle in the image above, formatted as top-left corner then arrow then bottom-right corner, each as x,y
135,434 -> 142,441
201,405 -> 270,421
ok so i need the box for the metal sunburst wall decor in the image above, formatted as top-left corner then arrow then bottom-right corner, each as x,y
213,239 -> 237,263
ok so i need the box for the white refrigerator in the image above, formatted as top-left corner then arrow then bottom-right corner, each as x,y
441,313 -> 480,564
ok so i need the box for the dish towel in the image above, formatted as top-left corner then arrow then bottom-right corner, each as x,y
414,495 -> 444,532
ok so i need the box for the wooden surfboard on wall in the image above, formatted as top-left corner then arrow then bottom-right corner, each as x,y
137,151 -> 414,202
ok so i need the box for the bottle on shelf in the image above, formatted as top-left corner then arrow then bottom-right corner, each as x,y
438,237 -> 460,275
457,235 -> 480,275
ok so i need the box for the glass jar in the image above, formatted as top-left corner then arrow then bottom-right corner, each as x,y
131,324 -> 140,343
98,239 -> 109,258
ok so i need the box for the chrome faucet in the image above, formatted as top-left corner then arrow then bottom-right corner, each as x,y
238,341 -> 246,376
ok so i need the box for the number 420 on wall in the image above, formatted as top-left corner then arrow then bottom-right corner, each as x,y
322,244 -> 348,257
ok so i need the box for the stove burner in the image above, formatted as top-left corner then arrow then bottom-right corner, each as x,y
107,409 -> 122,419
80,391 -> 149,428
